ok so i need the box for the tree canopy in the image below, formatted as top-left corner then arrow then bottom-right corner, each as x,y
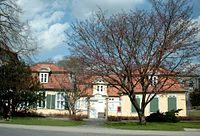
0,0 -> 37,61
0,60 -> 40,115
67,0 -> 200,123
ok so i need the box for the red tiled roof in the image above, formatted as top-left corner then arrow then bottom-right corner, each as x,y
31,63 -> 65,72
31,63 -> 185,96
31,63 -> 70,90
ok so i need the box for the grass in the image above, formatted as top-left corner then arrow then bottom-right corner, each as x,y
1,116 -> 200,131
0,117 -> 83,126
104,122 -> 200,131
188,109 -> 200,116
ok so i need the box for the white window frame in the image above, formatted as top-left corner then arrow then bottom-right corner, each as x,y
56,92 -> 65,109
97,85 -> 104,92
75,99 -> 81,110
39,73 -> 49,83
108,97 -> 120,112
75,98 -> 88,111
149,75 -> 158,86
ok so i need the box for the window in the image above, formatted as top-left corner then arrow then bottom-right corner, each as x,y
189,80 -> 194,87
39,73 -> 49,83
101,86 -> 103,92
150,97 -> 159,112
108,97 -> 120,112
38,91 -> 46,108
131,97 -> 140,113
47,94 -> 55,109
168,96 -> 177,111
97,85 -> 103,92
75,99 -> 81,109
108,97 -> 115,111
80,98 -> 88,110
149,75 -> 158,86
75,98 -> 88,111
56,92 -> 65,109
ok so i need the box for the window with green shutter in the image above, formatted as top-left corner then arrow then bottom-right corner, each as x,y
51,95 -> 55,109
46,94 -> 55,109
168,96 -> 177,111
131,98 -> 140,112
150,97 -> 159,112
38,91 -> 45,108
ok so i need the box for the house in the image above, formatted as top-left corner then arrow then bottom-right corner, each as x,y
31,63 -> 70,115
31,63 -> 187,118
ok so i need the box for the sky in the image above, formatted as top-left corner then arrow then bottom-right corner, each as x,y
16,0 -> 200,63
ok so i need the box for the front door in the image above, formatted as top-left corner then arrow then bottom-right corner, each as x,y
89,100 -> 98,118
89,95 -> 105,118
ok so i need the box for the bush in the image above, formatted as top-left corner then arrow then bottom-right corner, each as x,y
165,109 -> 181,123
12,110 -> 44,117
69,115 -> 85,121
146,109 -> 182,123
146,111 -> 166,122
193,106 -> 200,110
107,116 -> 122,121
120,116 -> 138,120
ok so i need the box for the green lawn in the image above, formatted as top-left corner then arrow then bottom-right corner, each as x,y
188,109 -> 200,116
104,122 -> 200,131
1,117 -> 200,131
0,117 -> 83,126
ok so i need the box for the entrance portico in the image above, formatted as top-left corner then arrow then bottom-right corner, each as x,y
89,94 -> 106,118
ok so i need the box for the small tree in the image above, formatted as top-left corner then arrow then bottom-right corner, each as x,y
190,88 -> 200,107
67,0 -> 200,124
57,56 -> 91,116
0,60 -> 40,116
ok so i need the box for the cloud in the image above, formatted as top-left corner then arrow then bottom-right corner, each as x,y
29,11 -> 65,32
16,0 -> 146,61
39,23 -> 69,50
17,0 -> 70,52
192,16 -> 200,40
71,0 -> 145,19
53,54 -> 64,62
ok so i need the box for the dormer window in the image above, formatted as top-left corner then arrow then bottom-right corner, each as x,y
39,73 -> 49,83
97,85 -> 103,92
38,67 -> 51,83
92,79 -> 108,95
149,75 -> 158,86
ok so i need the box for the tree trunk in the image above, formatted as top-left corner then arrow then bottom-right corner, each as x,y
72,107 -> 76,116
138,111 -> 146,125
68,109 -> 72,116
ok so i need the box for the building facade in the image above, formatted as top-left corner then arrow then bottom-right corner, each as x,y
31,63 -> 187,118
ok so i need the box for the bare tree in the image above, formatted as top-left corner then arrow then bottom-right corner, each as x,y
0,0 -> 38,118
57,56 -> 91,116
67,0 -> 200,124
0,0 -> 37,61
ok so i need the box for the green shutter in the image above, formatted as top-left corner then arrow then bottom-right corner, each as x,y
46,94 -> 55,109
38,92 -> 44,107
47,94 -> 51,109
150,97 -> 159,112
51,95 -> 55,109
42,92 -> 46,108
131,98 -> 140,112
38,93 -> 42,107
65,96 -> 68,109
33,103 -> 37,108
168,96 -> 177,111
